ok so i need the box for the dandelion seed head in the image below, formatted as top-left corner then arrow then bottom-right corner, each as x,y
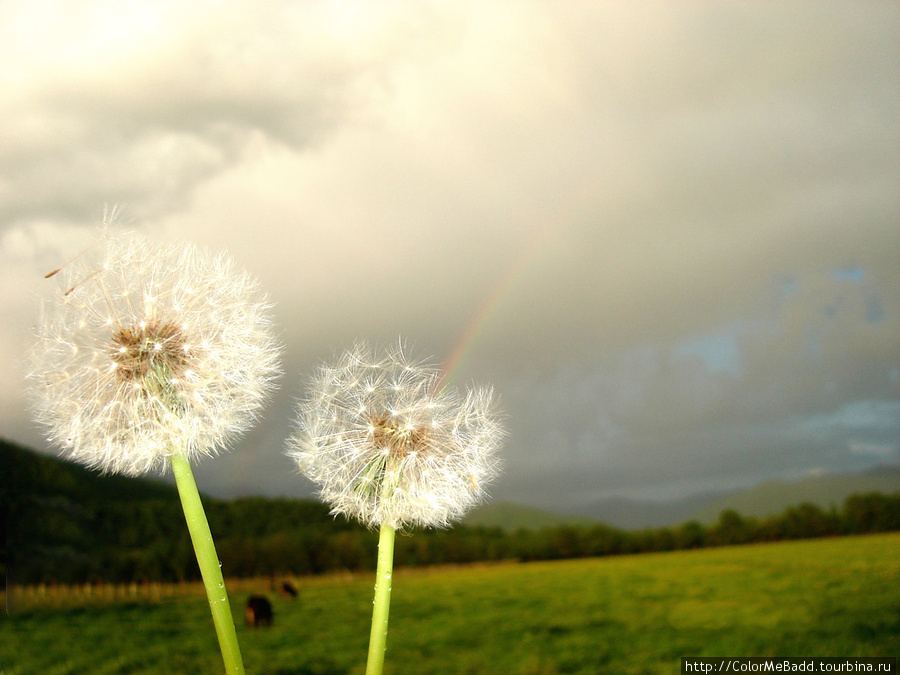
287,341 -> 504,529
26,231 -> 282,475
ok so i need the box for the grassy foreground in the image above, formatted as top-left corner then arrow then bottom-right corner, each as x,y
2,533 -> 898,674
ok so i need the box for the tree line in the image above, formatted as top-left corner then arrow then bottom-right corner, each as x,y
9,490 -> 899,585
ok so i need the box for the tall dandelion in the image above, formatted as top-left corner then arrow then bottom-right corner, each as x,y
27,230 -> 281,675
287,341 -> 504,675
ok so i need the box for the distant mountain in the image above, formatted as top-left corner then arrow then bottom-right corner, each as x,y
690,466 -> 900,524
568,466 -> 900,530
464,500 -> 594,531
571,491 -> 729,530
5,435 -> 898,536
4,438 -> 899,584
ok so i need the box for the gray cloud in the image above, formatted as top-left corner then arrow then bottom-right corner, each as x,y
2,1 -> 898,510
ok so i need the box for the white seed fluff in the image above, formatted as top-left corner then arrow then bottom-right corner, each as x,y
287,342 -> 504,529
26,232 -> 282,475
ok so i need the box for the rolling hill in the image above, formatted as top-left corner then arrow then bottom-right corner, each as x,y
1,437 -> 177,505
4,437 -> 899,535
572,466 -> 900,529
463,500 -> 594,530
690,466 -> 900,523
3,438 -> 899,586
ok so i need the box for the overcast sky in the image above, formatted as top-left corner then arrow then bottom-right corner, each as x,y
2,1 -> 898,513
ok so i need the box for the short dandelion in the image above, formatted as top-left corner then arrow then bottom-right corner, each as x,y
27,230 -> 281,675
287,341 -> 504,675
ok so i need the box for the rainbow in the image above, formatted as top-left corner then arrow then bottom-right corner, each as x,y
438,231 -> 547,386
227,232 -> 545,489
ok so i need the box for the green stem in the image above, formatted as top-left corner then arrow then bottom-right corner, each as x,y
365,521 -> 396,675
170,453 -> 245,675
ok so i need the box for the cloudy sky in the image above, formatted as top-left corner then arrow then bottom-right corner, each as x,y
2,1 -> 898,513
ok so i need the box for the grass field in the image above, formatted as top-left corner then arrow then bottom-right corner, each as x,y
2,533 -> 898,674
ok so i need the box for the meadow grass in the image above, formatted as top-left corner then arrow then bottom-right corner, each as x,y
2,533 -> 898,674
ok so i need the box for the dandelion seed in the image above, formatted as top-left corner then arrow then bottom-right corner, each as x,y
26,231 -> 282,475
286,341 -> 504,529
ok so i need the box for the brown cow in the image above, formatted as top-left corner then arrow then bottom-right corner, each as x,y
245,595 -> 273,627
278,581 -> 298,598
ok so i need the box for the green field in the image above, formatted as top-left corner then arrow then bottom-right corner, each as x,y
2,533 -> 898,674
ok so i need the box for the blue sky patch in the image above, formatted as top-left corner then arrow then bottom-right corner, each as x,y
675,329 -> 743,375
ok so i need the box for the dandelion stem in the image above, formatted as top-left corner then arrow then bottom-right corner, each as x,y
170,453 -> 245,675
365,521 -> 396,675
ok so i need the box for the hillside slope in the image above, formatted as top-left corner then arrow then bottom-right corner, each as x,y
691,467 -> 900,523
